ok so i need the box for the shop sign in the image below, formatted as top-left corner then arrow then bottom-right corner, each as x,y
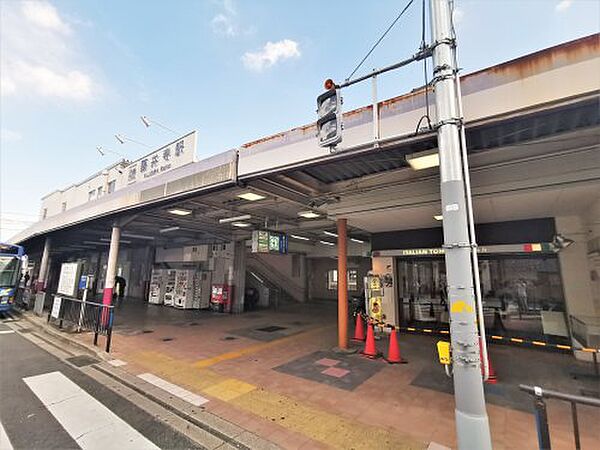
251,230 -> 288,254
372,242 -> 554,258
126,131 -> 196,185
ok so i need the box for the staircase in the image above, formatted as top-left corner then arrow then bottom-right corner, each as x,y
246,254 -> 306,303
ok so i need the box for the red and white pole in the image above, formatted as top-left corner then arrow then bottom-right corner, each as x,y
102,225 -> 121,306
36,237 -> 51,293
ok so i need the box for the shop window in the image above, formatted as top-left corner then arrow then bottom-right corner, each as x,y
107,180 -> 116,194
327,269 -> 359,291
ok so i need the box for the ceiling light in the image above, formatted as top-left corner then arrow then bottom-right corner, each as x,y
350,238 -> 365,244
121,233 -> 154,240
160,226 -> 180,233
232,222 -> 251,228
319,240 -> 335,246
219,214 -> 252,224
298,211 -> 320,219
290,234 -> 310,241
434,215 -> 443,221
406,150 -> 439,170
237,192 -> 266,202
323,231 -> 338,237
168,208 -> 192,216
100,238 -> 132,244
83,241 -> 110,245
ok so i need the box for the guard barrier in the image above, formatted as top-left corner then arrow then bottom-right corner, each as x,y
47,295 -> 114,352
520,384 -> 600,450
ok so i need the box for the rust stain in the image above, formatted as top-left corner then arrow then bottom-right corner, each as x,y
241,34 -> 598,150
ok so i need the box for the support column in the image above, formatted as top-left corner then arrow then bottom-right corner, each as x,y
337,218 -> 348,350
36,237 -> 52,292
102,225 -> 121,306
232,240 -> 247,314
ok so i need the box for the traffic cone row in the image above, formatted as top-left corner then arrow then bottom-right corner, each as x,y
351,313 -> 366,342
355,315 -> 406,363
361,322 -> 380,359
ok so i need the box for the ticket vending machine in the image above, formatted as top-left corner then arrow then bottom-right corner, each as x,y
366,256 -> 400,327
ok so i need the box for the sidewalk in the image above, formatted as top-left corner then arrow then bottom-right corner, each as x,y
25,303 -> 600,449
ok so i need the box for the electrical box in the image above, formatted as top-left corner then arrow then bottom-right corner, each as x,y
437,341 -> 451,365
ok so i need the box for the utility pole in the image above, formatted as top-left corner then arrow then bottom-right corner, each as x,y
429,0 -> 492,448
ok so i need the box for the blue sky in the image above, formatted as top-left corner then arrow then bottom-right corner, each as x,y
1,0 -> 598,240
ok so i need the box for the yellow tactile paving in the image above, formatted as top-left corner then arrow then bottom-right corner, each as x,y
125,345 -> 425,449
203,378 -> 257,401
232,389 -> 425,450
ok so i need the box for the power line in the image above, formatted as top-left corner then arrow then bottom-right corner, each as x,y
346,0 -> 416,82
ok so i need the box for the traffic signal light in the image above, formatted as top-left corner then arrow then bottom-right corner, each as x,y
317,79 -> 342,148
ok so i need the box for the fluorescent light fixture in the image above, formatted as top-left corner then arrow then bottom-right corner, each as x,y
122,233 -> 154,240
298,211 -> 320,219
250,271 -> 264,284
219,214 -> 252,224
323,231 -> 338,237
290,234 -> 310,241
232,222 -> 251,228
100,238 -> 132,244
168,208 -> 192,216
434,215 -> 443,221
406,150 -> 439,170
319,240 -> 335,246
83,241 -> 110,246
237,192 -> 265,202
350,238 -> 365,244
160,226 -> 180,233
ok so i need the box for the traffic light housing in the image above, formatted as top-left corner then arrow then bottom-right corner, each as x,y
317,82 -> 342,148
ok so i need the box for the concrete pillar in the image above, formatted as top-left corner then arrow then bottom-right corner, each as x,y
231,240 -> 247,314
556,216 -> 596,321
36,237 -> 52,292
337,218 -> 348,349
102,225 -> 121,306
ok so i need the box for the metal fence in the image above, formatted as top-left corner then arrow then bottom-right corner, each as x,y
520,384 -> 600,450
47,295 -> 114,352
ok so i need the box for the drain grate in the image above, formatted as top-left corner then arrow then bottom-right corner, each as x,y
256,326 -> 287,333
66,355 -> 100,367
142,330 -> 154,334
161,337 -> 174,342
222,336 -> 237,341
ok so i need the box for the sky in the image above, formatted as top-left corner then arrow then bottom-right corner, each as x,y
1,0 -> 599,241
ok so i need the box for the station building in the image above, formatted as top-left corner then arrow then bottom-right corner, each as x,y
11,34 -> 600,354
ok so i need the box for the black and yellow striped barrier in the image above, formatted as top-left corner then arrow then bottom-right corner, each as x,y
367,318 -> 600,354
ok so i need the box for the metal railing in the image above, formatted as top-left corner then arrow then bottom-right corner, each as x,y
47,295 -> 115,352
520,384 -> 600,450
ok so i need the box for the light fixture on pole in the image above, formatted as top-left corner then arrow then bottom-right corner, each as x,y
140,115 -> 178,135
219,215 -> 252,224
114,133 -> 152,148
96,146 -> 126,159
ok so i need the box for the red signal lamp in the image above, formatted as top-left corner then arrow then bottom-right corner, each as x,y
324,78 -> 336,90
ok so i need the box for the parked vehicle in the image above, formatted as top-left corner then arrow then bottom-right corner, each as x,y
0,243 -> 26,313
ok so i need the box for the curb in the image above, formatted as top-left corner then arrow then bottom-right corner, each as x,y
20,311 -> 109,361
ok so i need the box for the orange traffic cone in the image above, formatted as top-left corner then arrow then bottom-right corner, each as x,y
385,328 -> 407,364
351,314 -> 366,342
361,322 -> 380,359
480,339 -> 497,384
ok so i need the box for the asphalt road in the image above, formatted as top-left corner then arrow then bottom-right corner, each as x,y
0,319 -> 198,450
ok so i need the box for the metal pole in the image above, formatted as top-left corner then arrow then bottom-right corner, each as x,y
430,1 -> 491,448
533,387 -> 552,450
337,218 -> 349,349
372,74 -> 380,142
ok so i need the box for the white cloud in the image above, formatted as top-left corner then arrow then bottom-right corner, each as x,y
0,128 -> 22,143
242,39 -> 301,72
21,1 -> 71,34
212,13 -> 236,37
556,0 -> 573,12
0,1 -> 97,101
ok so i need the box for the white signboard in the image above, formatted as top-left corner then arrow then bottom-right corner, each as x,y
126,131 -> 196,185
51,296 -> 62,319
57,262 -> 81,297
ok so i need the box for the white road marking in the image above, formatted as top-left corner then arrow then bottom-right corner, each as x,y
138,373 -> 209,406
24,371 -> 160,450
0,330 -> 15,334
108,359 -> 127,367
0,420 -> 14,450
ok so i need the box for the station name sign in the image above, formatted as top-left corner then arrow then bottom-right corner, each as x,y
126,131 -> 196,185
251,230 -> 288,254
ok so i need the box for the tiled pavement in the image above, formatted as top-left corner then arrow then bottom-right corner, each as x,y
70,300 -> 600,449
